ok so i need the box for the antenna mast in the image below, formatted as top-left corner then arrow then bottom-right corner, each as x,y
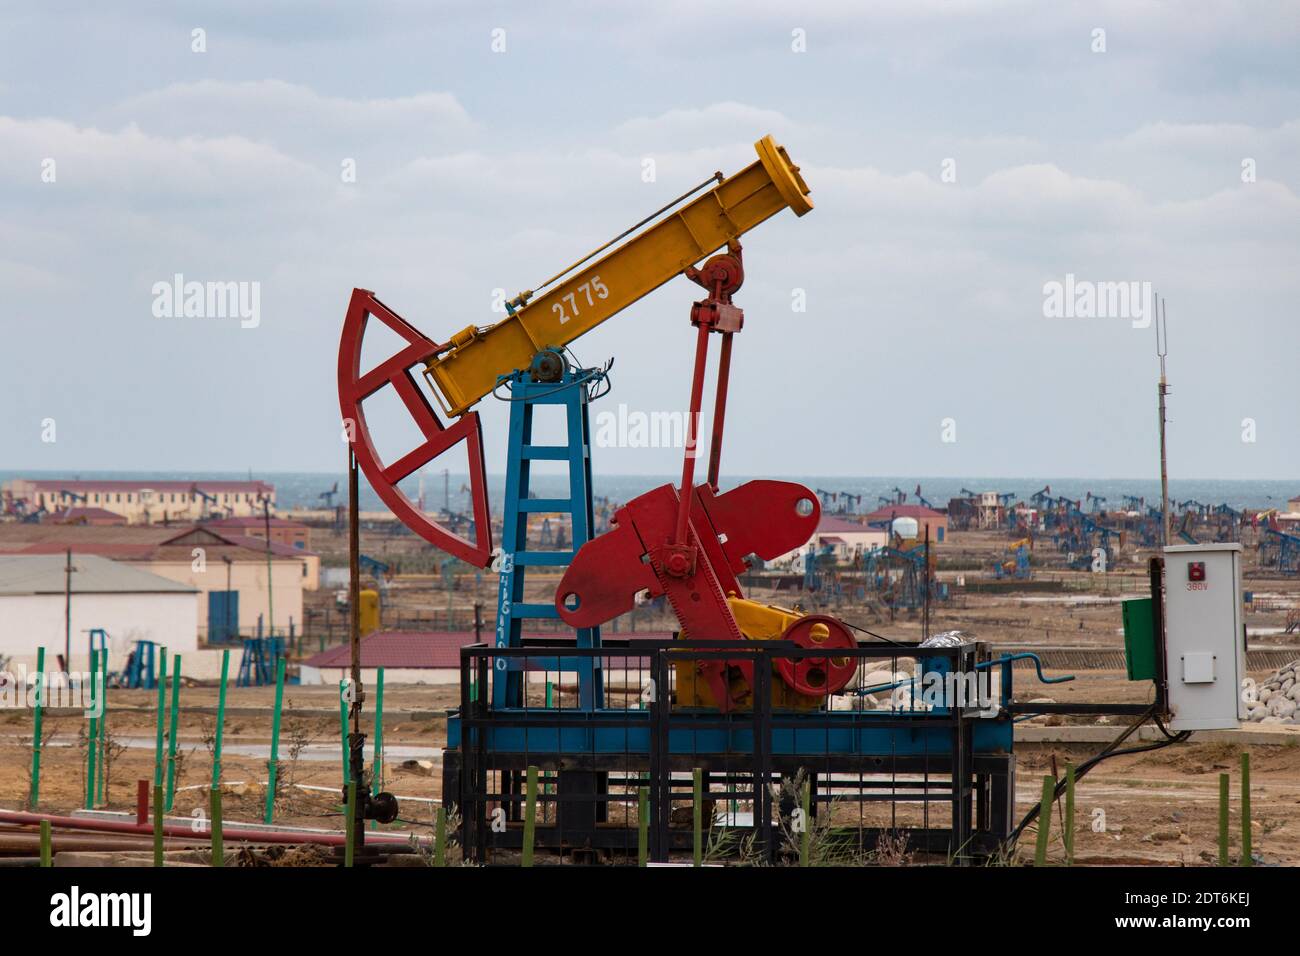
1156,293 -> 1170,547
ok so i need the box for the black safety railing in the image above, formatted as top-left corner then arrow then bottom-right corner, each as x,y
447,639 -> 1013,865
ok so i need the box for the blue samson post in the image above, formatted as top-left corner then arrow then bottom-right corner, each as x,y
493,354 -> 605,710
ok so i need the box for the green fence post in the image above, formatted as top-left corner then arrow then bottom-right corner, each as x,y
153,785 -> 164,868
153,647 -> 167,792
29,647 -> 45,809
521,765 -> 538,867
1064,763 -> 1075,866
96,648 -> 108,805
86,648 -> 99,810
370,667 -> 385,830
1219,772 -> 1230,866
210,650 -> 230,790
693,768 -> 703,867
210,787 -> 223,867
40,819 -> 52,868
638,786 -> 649,867
800,778 -> 811,866
264,656 -> 286,824
1240,752 -> 1252,867
1034,775 -> 1055,867
164,655 -> 182,811
434,805 -> 447,867
338,680 -> 350,790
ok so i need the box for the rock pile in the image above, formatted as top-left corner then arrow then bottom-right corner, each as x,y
1244,659 -> 1300,723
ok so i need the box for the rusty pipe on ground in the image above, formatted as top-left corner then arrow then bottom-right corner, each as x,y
0,809 -> 421,848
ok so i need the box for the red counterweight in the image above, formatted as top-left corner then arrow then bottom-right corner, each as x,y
555,246 -> 852,709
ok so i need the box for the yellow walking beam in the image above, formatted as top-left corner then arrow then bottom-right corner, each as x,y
424,135 -> 812,417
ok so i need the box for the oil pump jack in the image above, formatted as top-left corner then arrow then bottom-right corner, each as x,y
337,136 -> 1233,864
339,137 -> 850,704
337,136 -> 862,840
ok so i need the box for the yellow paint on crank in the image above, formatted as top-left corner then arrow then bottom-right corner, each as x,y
674,595 -> 824,711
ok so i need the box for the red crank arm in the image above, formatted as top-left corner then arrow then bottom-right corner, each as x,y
557,479 -> 820,629
556,480 -> 822,709
338,289 -> 493,567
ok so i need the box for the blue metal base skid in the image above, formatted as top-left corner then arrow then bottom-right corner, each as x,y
445,640 -> 1020,864
442,743 -> 1015,861
448,708 -> 1012,757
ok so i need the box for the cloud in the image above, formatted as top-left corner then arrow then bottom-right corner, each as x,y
1102,119 -> 1300,194
612,102 -> 806,151
102,79 -> 474,164
0,116 -> 326,200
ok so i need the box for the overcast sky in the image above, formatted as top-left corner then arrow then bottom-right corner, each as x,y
2,1 -> 1296,481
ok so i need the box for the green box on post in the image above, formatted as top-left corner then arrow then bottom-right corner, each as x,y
1121,597 -> 1157,681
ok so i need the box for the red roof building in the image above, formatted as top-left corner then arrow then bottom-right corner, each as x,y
46,506 -> 128,526
2,478 -> 275,524
204,516 -> 311,550
816,515 -> 875,534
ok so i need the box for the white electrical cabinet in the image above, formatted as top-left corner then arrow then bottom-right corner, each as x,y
1162,544 -> 1245,731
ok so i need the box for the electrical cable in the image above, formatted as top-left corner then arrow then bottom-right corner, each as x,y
838,617 -> 906,647
566,345 -> 614,403
1003,703 -> 1190,851
489,356 -> 612,404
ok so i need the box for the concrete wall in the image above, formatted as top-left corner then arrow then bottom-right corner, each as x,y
0,591 -> 198,674
911,514 -> 948,542
181,647 -> 237,680
144,558 -> 308,636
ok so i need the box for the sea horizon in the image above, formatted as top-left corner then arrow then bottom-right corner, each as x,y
4,469 -> 1295,513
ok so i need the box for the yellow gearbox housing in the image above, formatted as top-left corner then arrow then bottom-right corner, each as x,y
673,596 -> 825,710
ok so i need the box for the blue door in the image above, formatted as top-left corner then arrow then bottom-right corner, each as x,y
208,590 -> 239,643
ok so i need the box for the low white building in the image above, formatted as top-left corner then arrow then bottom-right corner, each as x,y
0,554 -> 198,674
771,516 -> 889,567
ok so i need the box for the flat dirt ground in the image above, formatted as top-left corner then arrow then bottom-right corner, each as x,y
3,528 -> 1297,865
5,677 -> 1297,865
0,684 -> 457,840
